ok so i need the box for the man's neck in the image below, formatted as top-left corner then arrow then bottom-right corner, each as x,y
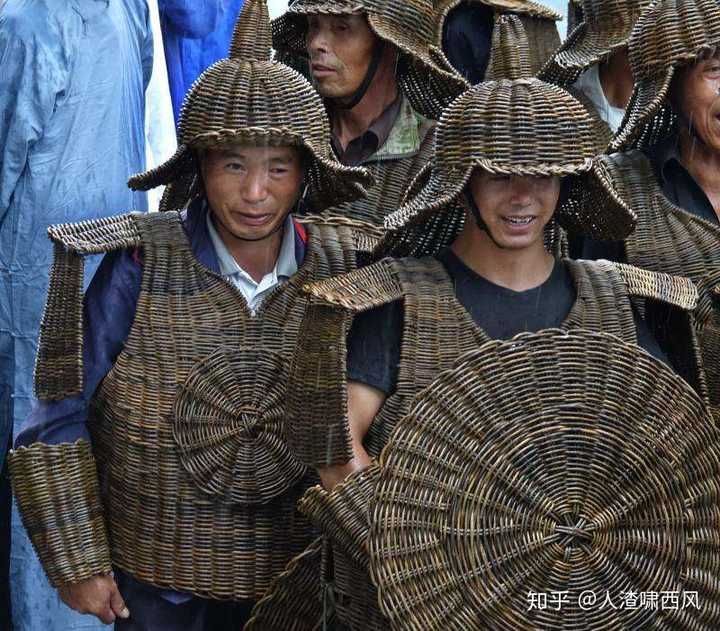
598,48 -> 634,110
212,213 -> 286,283
331,61 -> 399,152
679,131 -> 720,218
450,223 -> 554,292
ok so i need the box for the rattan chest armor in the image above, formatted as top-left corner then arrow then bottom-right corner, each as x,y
83,212 -> 358,600
363,257 -> 645,457
322,119 -> 435,228
621,154 -> 720,410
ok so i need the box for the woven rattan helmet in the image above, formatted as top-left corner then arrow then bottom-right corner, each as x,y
370,328 -> 720,630
128,0 -> 372,212
434,0 -> 561,77
377,78 -> 635,259
611,0 -> 720,152
539,0 -> 653,86
271,0 -> 468,120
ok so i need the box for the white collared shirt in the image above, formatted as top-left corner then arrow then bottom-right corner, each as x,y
206,212 -> 298,315
572,64 -> 626,132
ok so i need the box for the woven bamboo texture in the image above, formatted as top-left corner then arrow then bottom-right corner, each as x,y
8,440 -> 112,587
612,0 -> 720,152
433,1 -> 561,77
272,0 -> 468,120
485,14 -> 533,80
381,79 -> 635,258
369,328 -> 720,630
597,150 -> 720,405
299,465 -> 387,630
312,102 -> 435,228
245,538 -> 336,631
35,214 -> 143,399
696,271 -> 720,415
33,211 -> 362,600
299,256 -> 696,468
128,0 -> 371,212
539,0 -> 652,86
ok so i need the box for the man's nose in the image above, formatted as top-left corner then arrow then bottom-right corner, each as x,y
242,172 -> 269,203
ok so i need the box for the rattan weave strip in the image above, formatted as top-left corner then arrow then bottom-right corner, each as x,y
8,440 -> 112,587
696,271 -> 720,413
299,465 -> 387,630
35,214 -> 143,400
539,0 -> 652,86
485,14 -> 533,81
272,0 -> 469,120
598,151 -> 720,408
369,329 -> 720,630
611,0 -> 720,152
245,538 -> 332,631
298,464 -> 381,569
434,1 -> 561,77
382,79 -> 635,254
128,0 -> 371,212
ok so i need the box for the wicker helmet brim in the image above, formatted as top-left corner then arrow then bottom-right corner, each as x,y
610,70 -> 676,152
128,60 -> 374,212
271,3 -> 468,120
378,79 -> 635,257
610,0 -> 720,151
538,0 -> 652,86
369,328 -> 720,630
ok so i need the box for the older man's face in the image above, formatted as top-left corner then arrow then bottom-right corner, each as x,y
305,13 -> 377,99
675,52 -> 720,152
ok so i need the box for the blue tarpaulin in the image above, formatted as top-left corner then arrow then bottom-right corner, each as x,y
0,0 -> 151,628
159,0 -> 245,124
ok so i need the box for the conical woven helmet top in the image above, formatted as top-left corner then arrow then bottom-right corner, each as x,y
433,79 -> 596,176
176,60 -> 332,155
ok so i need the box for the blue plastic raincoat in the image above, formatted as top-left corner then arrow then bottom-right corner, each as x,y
159,0 -> 244,123
0,0 -> 151,628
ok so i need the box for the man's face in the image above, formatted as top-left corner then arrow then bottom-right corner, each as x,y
675,53 -> 720,152
201,145 -> 304,242
305,14 -> 377,99
468,169 -> 561,251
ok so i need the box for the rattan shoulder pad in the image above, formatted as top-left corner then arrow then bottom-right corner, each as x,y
305,258 -> 404,312
47,213 -> 142,255
598,260 -> 698,311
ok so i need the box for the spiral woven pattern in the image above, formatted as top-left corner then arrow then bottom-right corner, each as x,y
539,0 -> 652,86
173,348 -> 306,505
382,79 -> 635,251
272,0 -> 468,120
370,329 -> 720,630
612,0 -> 720,151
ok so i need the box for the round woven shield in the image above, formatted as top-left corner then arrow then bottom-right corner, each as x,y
369,329 -> 720,630
173,347 -> 306,505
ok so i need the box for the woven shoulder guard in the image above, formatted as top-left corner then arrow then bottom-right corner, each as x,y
35,213 -> 144,400
305,258 -> 404,311
47,213 -> 142,254
8,440 -> 111,587
298,463 -> 381,570
603,261 -> 698,311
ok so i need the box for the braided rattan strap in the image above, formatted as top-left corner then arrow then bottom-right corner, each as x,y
8,440 -> 112,587
370,329 -> 720,630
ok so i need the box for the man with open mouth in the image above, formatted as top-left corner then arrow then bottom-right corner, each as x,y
271,0 -> 467,230
6,1 -> 373,629
246,77 -> 707,631
581,0 -> 720,421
